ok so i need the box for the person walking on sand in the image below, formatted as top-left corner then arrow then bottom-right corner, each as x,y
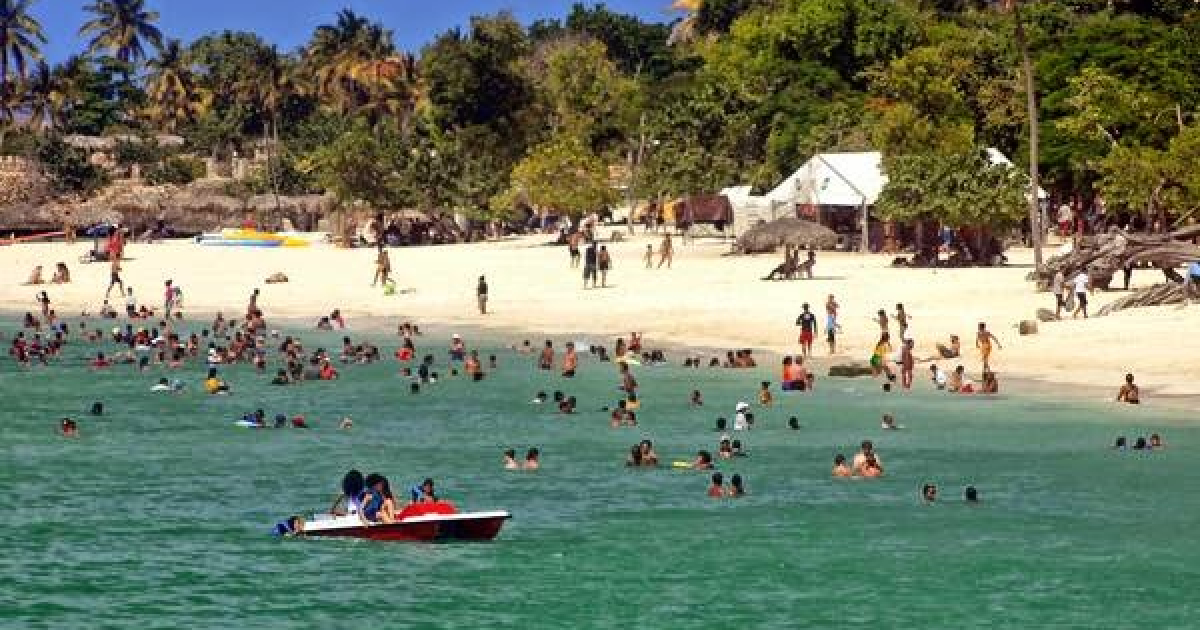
163,280 -> 175,318
1183,260 -> 1200,305
643,244 -> 653,269
247,288 -> 260,317
476,275 -> 489,315
1071,269 -> 1091,319
795,303 -> 817,359
657,233 -> 673,269
105,258 -> 125,300
1051,269 -> 1067,319
975,322 -> 1001,372
583,241 -> 599,289
825,294 -> 840,354
598,246 -> 612,287
568,231 -> 582,269
372,249 -> 391,287
900,338 -> 915,389
894,304 -> 911,337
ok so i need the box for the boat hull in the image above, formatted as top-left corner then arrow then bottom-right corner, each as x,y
304,511 -> 510,542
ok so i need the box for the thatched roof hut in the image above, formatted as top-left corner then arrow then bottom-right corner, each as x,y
734,216 -> 839,254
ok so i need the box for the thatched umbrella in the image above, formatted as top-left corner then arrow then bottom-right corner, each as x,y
734,216 -> 839,254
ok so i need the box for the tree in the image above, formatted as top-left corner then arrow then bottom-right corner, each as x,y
0,0 -> 44,88
529,37 -> 638,150
876,149 -> 1029,261
22,59 -> 59,130
80,0 -> 164,65
36,134 -> 109,194
1006,0 -> 1045,270
143,39 -> 209,131
494,134 -> 617,218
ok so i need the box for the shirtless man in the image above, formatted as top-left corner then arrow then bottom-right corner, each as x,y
538,340 -> 554,370
825,294 -> 839,354
900,338 -> 915,389
568,231 -> 582,269
975,322 -> 1001,372
1116,373 -> 1140,404
562,342 -> 578,378
657,233 -> 673,269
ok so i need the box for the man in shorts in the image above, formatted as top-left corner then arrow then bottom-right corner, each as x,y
1185,260 -> 1200,305
583,241 -> 598,289
1071,269 -> 1091,319
795,303 -> 817,358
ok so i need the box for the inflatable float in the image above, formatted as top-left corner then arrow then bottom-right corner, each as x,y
196,229 -> 310,248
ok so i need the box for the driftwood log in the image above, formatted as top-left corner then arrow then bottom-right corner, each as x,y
1096,283 -> 1189,316
1030,226 -> 1200,290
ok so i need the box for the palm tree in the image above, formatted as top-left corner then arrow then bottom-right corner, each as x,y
143,39 -> 208,132
0,0 -> 45,122
22,59 -> 60,129
305,10 -> 406,118
79,0 -> 164,65
1003,0 -> 1044,271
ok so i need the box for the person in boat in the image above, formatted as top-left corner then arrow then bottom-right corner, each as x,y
330,470 -> 365,516
413,478 -> 438,503
359,473 -> 394,523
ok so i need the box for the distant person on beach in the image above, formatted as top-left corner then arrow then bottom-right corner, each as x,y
825,294 -> 840,354
373,249 -> 391,287
870,333 -> 895,380
1184,260 -> 1200,305
163,280 -> 175,318
105,262 -> 125,299
900,338 -> 915,389
658,233 -> 673,269
894,304 -> 910,337
975,322 -> 1001,372
795,303 -> 817,358
644,244 -> 653,269
24,265 -> 44,285
583,241 -> 599,289
598,246 -> 612,287
51,263 -> 70,284
477,275 -> 489,315
929,364 -> 947,389
1071,269 -> 1091,318
1116,373 -> 1140,404
568,231 -> 582,268
1051,269 -> 1067,319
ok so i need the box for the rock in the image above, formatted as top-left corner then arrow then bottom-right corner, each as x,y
1019,320 -> 1039,335
265,272 -> 289,284
1035,308 -> 1057,323
828,363 -> 875,378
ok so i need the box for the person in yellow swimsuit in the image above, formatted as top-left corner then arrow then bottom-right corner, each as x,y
975,322 -> 1001,372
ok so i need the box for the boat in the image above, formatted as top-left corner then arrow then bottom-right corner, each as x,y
196,228 -> 311,248
302,502 -> 511,542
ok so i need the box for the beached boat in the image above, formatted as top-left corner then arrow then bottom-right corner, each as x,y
196,228 -> 311,248
303,503 -> 511,542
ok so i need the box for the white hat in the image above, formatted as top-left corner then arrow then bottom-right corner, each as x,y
735,402 -> 750,412
452,333 -> 461,339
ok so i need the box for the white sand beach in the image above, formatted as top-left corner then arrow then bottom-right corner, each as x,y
4,234 -> 1198,399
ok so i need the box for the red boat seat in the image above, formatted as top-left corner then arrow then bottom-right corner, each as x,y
397,501 -> 458,520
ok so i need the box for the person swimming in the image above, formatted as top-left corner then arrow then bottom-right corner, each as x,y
729,474 -> 745,497
788,416 -> 800,430
964,486 -> 979,503
693,450 -> 714,470
523,448 -> 540,470
59,417 -> 79,437
504,449 -> 520,470
832,455 -> 851,477
273,515 -> 305,537
922,483 -> 938,503
707,472 -> 726,497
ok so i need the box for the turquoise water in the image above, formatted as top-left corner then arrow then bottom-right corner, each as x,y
3,321 -> 1198,628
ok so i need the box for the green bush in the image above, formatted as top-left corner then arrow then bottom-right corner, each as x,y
36,136 -> 110,195
146,156 -> 206,186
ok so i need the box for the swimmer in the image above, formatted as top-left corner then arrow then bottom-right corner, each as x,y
731,440 -> 746,457
718,438 -> 733,459
715,417 -> 727,432
758,381 -> 773,406
523,448 -> 540,470
1113,435 -> 1128,451
729,474 -> 745,497
504,449 -> 520,470
531,391 -> 547,404
852,440 -> 881,474
831,454 -> 851,477
1133,436 -> 1148,450
1149,433 -> 1165,449
788,416 -> 801,430
964,486 -> 979,503
693,450 -> 714,470
338,417 -> 353,430
638,440 -> 659,466
690,389 -> 703,407
291,415 -> 308,428
921,483 -> 938,503
59,417 -> 79,437
707,472 -> 726,497
151,378 -> 172,392
859,455 -> 883,478
1116,373 -> 1140,404
881,414 -> 903,430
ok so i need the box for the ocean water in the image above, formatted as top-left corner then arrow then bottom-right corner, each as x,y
2,322 -> 1197,629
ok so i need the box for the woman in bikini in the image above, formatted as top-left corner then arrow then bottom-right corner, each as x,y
975,322 -> 1001,372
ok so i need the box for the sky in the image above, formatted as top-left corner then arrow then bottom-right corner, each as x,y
33,0 -> 680,63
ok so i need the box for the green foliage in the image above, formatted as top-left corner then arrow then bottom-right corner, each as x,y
113,137 -> 164,166
35,135 -> 110,194
144,155 -> 204,185
310,123 -> 403,209
876,149 -> 1028,230
495,134 -> 617,217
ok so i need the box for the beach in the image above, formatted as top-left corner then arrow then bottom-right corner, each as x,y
4,234 -> 1198,402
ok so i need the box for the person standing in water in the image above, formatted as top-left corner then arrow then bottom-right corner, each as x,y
1116,373 -> 1140,404
975,322 -> 1001,372
476,275 -> 489,315
894,304 -> 911,337
657,233 -> 673,269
